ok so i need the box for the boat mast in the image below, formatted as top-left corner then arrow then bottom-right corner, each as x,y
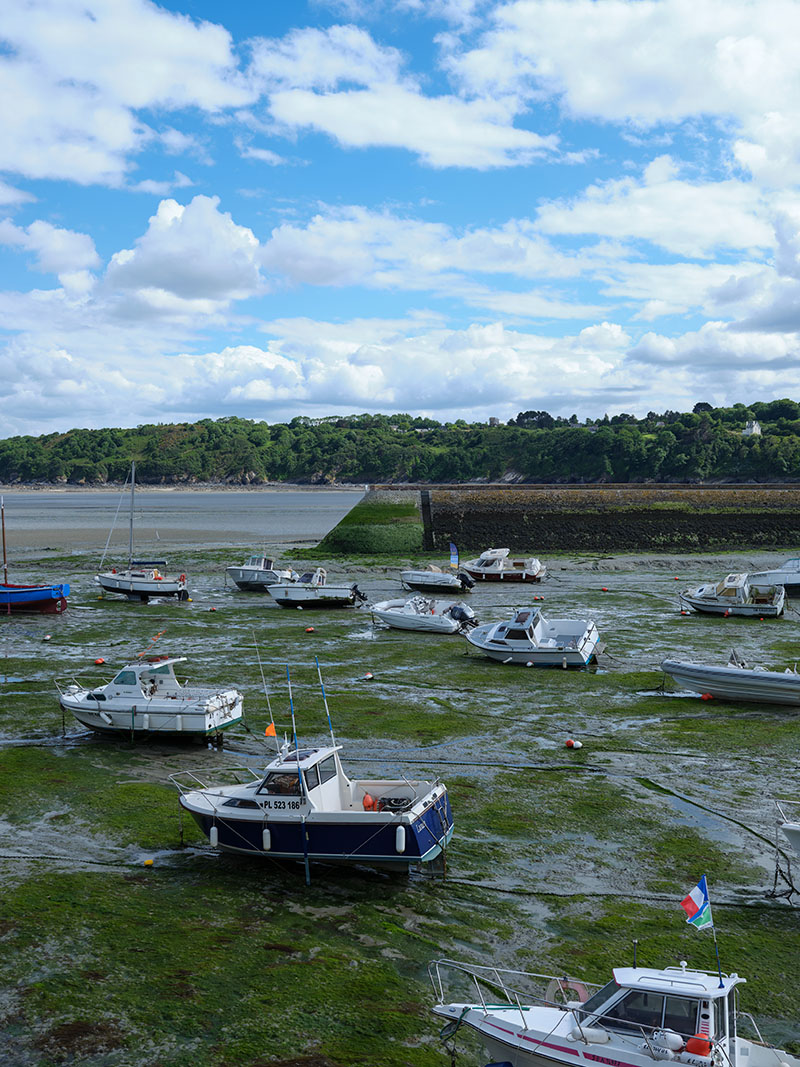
1,495 -> 7,583
128,461 -> 135,568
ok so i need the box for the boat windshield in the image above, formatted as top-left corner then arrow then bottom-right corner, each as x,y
579,979 -> 619,1016
258,772 -> 303,796
596,991 -> 700,1037
112,670 -> 137,686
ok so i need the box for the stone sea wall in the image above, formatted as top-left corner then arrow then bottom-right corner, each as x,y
366,485 -> 800,552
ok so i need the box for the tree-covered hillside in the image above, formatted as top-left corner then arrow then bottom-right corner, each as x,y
3,401 -> 800,484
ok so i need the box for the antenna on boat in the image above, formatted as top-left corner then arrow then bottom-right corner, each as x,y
253,632 -> 279,753
632,939 -> 638,968
285,664 -> 311,885
315,655 -> 336,749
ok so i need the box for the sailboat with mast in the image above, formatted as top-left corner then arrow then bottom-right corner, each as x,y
0,496 -> 70,614
95,462 -> 189,602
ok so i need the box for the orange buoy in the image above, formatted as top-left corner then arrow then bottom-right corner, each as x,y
364,671 -> 374,680
94,657 -> 105,665
674,576 -> 680,581
305,626 -> 315,633
362,793 -> 375,811
566,738 -> 575,748
686,1036 -> 713,1056
701,692 -> 713,701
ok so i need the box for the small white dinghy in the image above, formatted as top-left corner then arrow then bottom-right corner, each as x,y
226,554 -> 296,591
371,596 -> 477,634
55,656 -> 243,739
661,651 -> 800,705
267,567 -> 367,608
679,573 -> 785,617
466,607 -> 600,666
462,547 -> 547,582
431,956 -> 800,1067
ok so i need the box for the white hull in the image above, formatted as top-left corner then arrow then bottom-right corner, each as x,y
400,570 -> 470,593
268,584 -> 360,608
467,612 -> 599,667
661,659 -> 800,705
226,567 -> 284,590
96,571 -> 187,600
371,598 -> 473,634
679,594 -> 783,617
781,820 -> 800,855
60,691 -> 243,736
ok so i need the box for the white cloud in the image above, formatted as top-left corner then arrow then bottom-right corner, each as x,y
536,156 -> 771,257
250,24 -> 404,91
105,195 -> 263,306
0,218 -> 100,283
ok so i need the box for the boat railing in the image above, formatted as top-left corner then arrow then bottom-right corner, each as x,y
429,959 -> 600,1031
169,766 -> 263,797
775,797 -> 800,822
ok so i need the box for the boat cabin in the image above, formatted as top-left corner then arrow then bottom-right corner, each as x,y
488,609 -> 542,644
577,965 -> 743,1053
102,657 -> 186,698
696,574 -> 777,604
297,568 -> 326,586
474,548 -> 511,568
244,555 -> 276,571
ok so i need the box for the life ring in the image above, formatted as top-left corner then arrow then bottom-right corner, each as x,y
546,978 -> 590,1004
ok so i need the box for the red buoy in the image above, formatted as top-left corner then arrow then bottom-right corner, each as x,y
601,587 -> 608,592
305,626 -> 315,633
94,657 -> 105,665
701,692 -> 713,701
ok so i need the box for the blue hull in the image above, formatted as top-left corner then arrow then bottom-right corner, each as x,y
185,792 -> 454,867
0,582 -> 69,614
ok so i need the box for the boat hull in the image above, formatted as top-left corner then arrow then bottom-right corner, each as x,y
679,596 -> 783,617
0,583 -> 69,614
462,569 -> 543,582
661,659 -> 800,705
268,586 -> 359,608
400,572 -> 470,594
466,623 -> 599,667
60,694 -> 243,738
226,567 -> 288,591
182,791 -> 454,868
95,573 -> 188,601
371,599 -> 464,633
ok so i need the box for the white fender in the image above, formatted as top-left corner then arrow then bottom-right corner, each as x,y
655,1031 -> 685,1053
262,827 -> 271,851
99,711 -> 112,725
395,825 -> 406,853
209,825 -> 219,848
568,1026 -> 611,1044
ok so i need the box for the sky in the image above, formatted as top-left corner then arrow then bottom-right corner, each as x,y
1,0 -> 800,437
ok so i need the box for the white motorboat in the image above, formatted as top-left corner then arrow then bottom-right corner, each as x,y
267,567 -> 367,608
462,547 -> 547,583
55,656 -> 243,739
225,554 -> 296,591
430,956 -> 800,1067
679,573 -> 785,617
747,556 -> 800,595
400,566 -> 475,593
171,739 -> 453,871
466,607 -> 600,666
775,798 -> 800,856
95,462 -> 188,602
371,596 -> 477,634
661,652 -> 800,705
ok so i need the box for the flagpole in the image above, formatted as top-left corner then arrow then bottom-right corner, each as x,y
712,927 -> 724,988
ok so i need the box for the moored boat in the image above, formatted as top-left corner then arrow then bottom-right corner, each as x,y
400,566 -> 475,594
172,739 -> 453,870
225,554 -> 296,591
462,547 -> 546,582
466,607 -> 600,666
371,596 -> 477,634
95,462 -> 188,602
775,798 -> 800,856
0,497 -> 69,614
747,556 -> 800,595
266,567 -> 366,608
679,573 -> 784,617
56,655 -> 243,738
430,956 -> 800,1067
661,653 -> 800,705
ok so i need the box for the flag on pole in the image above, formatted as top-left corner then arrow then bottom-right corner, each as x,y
264,721 -> 276,738
449,542 -> 459,569
680,875 -> 714,930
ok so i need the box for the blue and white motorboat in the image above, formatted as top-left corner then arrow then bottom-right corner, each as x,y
431,956 -> 800,1067
171,739 -> 453,870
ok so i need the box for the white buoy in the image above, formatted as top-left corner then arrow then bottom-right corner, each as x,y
262,827 -> 271,851
209,825 -> 219,848
395,825 -> 406,853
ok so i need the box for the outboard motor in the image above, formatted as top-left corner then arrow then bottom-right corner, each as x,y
353,585 -> 369,603
457,571 -> 475,590
449,604 -> 478,630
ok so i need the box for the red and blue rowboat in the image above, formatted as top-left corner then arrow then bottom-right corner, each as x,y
0,582 -> 70,614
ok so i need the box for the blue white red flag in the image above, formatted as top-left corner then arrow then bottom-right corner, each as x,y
680,876 -> 714,930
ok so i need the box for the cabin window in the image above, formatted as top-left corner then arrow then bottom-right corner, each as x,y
506,629 -> 528,641
304,764 -> 320,791
112,671 -> 137,686
663,996 -> 699,1036
146,664 -> 172,677
318,756 -> 337,786
258,772 -> 302,796
601,991 -> 665,1031
580,980 -> 619,1016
